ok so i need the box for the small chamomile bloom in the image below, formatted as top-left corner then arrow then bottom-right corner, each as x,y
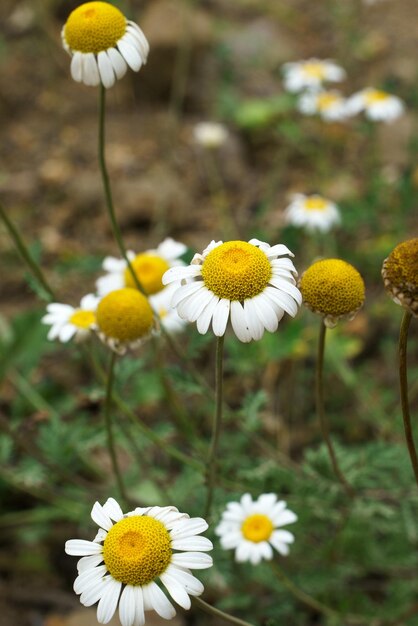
162,239 -> 301,343
42,294 -> 99,343
284,194 -> 341,233
345,88 -> 405,122
297,90 -> 348,122
193,122 -> 229,149
215,493 -> 297,565
61,1 -> 149,89
282,59 -> 346,93
149,284 -> 188,334
382,238 -> 418,317
96,288 -> 155,354
65,498 -> 213,626
97,238 -> 187,297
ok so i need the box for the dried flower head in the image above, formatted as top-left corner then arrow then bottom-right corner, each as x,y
382,239 -> 418,317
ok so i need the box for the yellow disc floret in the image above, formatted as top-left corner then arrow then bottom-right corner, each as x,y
103,515 -> 172,586
124,254 -> 170,295
304,196 -> 328,212
64,2 -> 126,54
201,241 -> 272,301
317,93 -> 340,111
303,62 -> 326,79
69,309 -> 96,329
300,259 -> 365,323
365,89 -> 390,105
241,514 -> 273,543
382,238 -> 418,317
96,288 -> 154,342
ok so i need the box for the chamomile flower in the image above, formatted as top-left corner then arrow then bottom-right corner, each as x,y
345,88 -> 405,122
96,288 -> 155,354
61,1 -> 149,88
42,294 -> 99,343
382,239 -> 418,317
215,493 -> 297,565
97,238 -> 187,297
282,59 -> 346,93
193,122 -> 229,149
300,258 -> 365,327
149,284 -> 188,334
297,90 -> 348,122
162,239 -> 301,343
284,194 -> 341,233
65,498 -> 213,626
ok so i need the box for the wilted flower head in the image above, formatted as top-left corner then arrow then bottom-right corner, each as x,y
193,122 -> 229,149
346,88 -> 404,122
284,194 -> 341,233
282,59 -> 346,93
162,239 -> 301,343
65,498 -> 213,626
297,90 -> 348,122
61,1 -> 149,88
215,493 -> 297,565
382,239 -> 418,317
300,258 -> 365,327
42,294 -> 99,343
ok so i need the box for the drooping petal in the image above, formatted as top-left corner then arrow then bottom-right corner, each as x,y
119,585 -> 136,626
142,582 -> 176,620
97,50 -> 116,89
96,578 -> 122,624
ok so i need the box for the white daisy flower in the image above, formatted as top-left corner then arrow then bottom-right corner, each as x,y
42,294 -> 99,343
282,59 -> 346,93
284,194 -> 341,233
65,498 -> 213,626
193,122 -> 229,149
162,239 -> 301,343
149,284 -> 188,335
61,1 -> 149,89
97,238 -> 187,297
345,88 -> 405,122
215,493 -> 297,565
297,90 -> 348,122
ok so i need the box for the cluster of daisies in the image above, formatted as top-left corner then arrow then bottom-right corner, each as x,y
65,494 -> 297,626
283,58 -> 405,123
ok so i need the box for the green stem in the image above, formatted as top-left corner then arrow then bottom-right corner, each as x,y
204,335 -> 225,518
193,597 -> 255,626
0,201 -> 55,301
316,321 -> 354,497
399,310 -> 418,487
98,85 -> 145,295
103,352 -> 128,505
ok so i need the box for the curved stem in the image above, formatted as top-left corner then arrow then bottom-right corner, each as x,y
0,201 -> 55,301
204,335 -> 225,518
316,321 -> 354,497
399,310 -> 418,487
103,352 -> 128,505
193,597 -> 255,626
98,85 -> 145,295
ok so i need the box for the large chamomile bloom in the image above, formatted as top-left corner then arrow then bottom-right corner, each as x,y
65,498 -> 213,625
61,1 -> 149,88
162,239 -> 301,343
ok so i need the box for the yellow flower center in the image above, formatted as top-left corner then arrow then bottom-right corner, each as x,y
96,288 -> 154,342
103,515 -> 172,586
300,259 -> 365,317
69,309 -> 96,329
124,255 -> 170,295
201,241 -> 272,301
304,197 -> 328,212
365,89 -> 390,105
241,514 -> 273,543
317,93 -> 340,111
303,62 -> 326,80
64,1 -> 126,54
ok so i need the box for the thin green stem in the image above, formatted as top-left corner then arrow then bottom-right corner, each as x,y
204,335 -> 225,518
98,85 -> 145,295
103,352 -> 128,505
316,321 -> 354,497
0,201 -> 55,301
399,310 -> 418,487
193,597 -> 255,626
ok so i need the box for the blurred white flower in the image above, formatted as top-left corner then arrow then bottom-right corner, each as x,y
42,294 -> 99,343
149,283 -> 188,334
284,194 -> 341,233
193,122 -> 229,149
282,59 -> 346,93
297,90 -> 348,121
346,88 -> 405,122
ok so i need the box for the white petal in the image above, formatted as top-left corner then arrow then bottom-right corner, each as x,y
82,53 -> 100,87
70,52 -> 83,82
74,565 -> 107,594
255,493 -> 277,511
171,552 -> 213,570
235,541 -> 252,562
259,541 -> 273,560
93,528 -> 108,543
80,576 -> 111,607
212,298 -> 230,336
97,578 -> 122,624
264,286 -> 299,317
171,536 -> 213,551
230,301 -> 251,342
171,281 -> 204,307
65,539 -> 103,556
157,237 -> 187,260
91,502 -> 113,531
265,243 -> 294,258
77,553 -> 105,573
98,51 -> 116,89
133,586 -> 145,626
275,509 -> 298,527
272,529 -> 295,544
240,493 -> 254,512
251,295 -> 279,333
142,582 -> 176,620
219,531 -> 242,549
102,497 -> 124,522
127,21 -> 150,58
169,518 -> 208,539
163,265 -> 201,285
268,277 -> 302,305
117,39 -> 143,72
58,324 -> 77,342
243,299 -> 265,341
119,585 -> 136,626
160,572 -> 191,609
196,294 -> 220,334
107,47 -> 128,80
